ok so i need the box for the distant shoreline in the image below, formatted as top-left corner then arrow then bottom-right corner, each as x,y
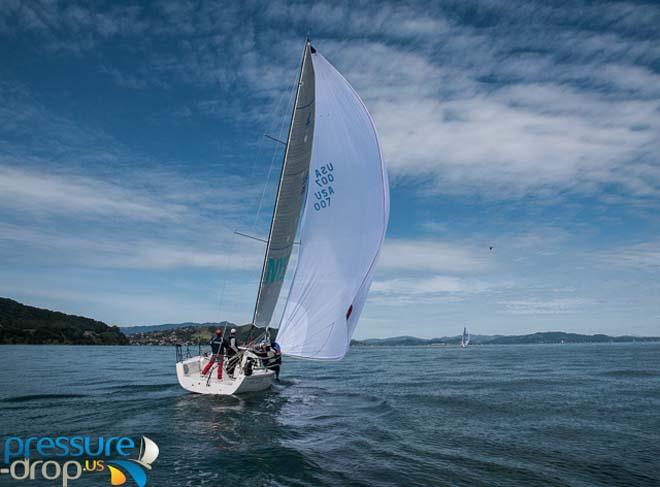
1,341 -> 659,348
350,332 -> 660,347
3,297 -> 659,347
351,340 -> 660,347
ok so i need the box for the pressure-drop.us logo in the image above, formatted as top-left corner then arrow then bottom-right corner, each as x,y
0,435 -> 159,486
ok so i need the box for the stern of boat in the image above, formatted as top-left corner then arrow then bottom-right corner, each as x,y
175,345 -> 273,396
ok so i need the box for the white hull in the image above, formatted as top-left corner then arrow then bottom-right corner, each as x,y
176,355 -> 273,395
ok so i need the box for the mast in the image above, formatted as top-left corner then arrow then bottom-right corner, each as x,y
252,40 -> 314,328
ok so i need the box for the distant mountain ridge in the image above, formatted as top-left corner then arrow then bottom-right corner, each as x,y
126,322 -> 660,347
351,331 -> 660,346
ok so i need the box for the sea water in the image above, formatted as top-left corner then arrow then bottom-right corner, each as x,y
0,343 -> 659,486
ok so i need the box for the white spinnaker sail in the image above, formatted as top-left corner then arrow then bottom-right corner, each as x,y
252,45 -> 315,328
276,50 -> 389,360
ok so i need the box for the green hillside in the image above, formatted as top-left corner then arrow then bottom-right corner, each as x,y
0,297 -> 128,345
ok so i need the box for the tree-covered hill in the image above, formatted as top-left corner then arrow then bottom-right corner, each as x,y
0,297 -> 128,345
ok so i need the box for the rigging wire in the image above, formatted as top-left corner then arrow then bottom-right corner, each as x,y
251,69 -> 300,235
246,56 -> 303,345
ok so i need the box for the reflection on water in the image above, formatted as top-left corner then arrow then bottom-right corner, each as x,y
1,343 -> 660,486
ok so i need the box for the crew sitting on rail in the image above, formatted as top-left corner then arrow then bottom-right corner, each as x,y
254,341 -> 282,381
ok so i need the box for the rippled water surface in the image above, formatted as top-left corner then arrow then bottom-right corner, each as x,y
1,343 -> 659,486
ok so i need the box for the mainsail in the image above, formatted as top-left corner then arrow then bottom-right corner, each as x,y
252,43 -> 315,328
276,49 -> 390,360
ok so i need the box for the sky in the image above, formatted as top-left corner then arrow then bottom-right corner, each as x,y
0,0 -> 659,339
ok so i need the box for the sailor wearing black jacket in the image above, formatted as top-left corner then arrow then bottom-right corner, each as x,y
210,332 -> 225,354
201,329 -> 225,379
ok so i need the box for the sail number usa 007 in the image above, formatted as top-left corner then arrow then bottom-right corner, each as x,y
313,163 -> 335,211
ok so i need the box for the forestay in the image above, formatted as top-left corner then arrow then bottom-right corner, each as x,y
252,44 -> 315,328
276,50 -> 389,360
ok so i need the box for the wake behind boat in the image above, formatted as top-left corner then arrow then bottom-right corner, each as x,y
175,39 -> 389,395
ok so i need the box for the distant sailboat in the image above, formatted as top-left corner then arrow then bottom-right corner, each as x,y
460,327 -> 470,348
176,39 -> 389,395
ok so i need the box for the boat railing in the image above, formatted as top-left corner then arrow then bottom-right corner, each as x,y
175,343 -> 203,363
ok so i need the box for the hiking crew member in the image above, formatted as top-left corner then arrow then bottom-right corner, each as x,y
202,329 -> 225,379
255,341 -> 282,381
267,340 -> 282,381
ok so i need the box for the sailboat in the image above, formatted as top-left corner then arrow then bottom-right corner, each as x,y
176,39 -> 390,395
460,327 -> 470,348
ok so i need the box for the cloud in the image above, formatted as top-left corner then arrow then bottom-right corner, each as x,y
0,1 -> 148,52
89,242 -> 264,271
379,239 -> 492,274
497,297 -> 590,315
0,80 -> 263,226
262,1 -> 450,40
372,236 -> 505,307
600,241 -> 660,272
370,275 -> 506,306
5,1 -> 657,202
0,80 -> 112,162
0,164 -> 186,221
327,41 -> 660,199
0,222 -> 264,271
373,275 -> 467,295
99,65 -> 154,89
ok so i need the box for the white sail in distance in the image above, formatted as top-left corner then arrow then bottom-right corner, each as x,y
252,44 -> 315,328
276,48 -> 390,360
461,327 -> 470,347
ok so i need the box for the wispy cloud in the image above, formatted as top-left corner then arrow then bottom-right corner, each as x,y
4,1 -> 657,201
497,298 -> 591,315
370,275 -> 509,306
0,1 -> 148,52
0,221 -> 263,271
327,42 -> 660,199
379,239 -> 492,274
600,241 -> 660,272
0,165 -> 186,221
373,275 -> 467,295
